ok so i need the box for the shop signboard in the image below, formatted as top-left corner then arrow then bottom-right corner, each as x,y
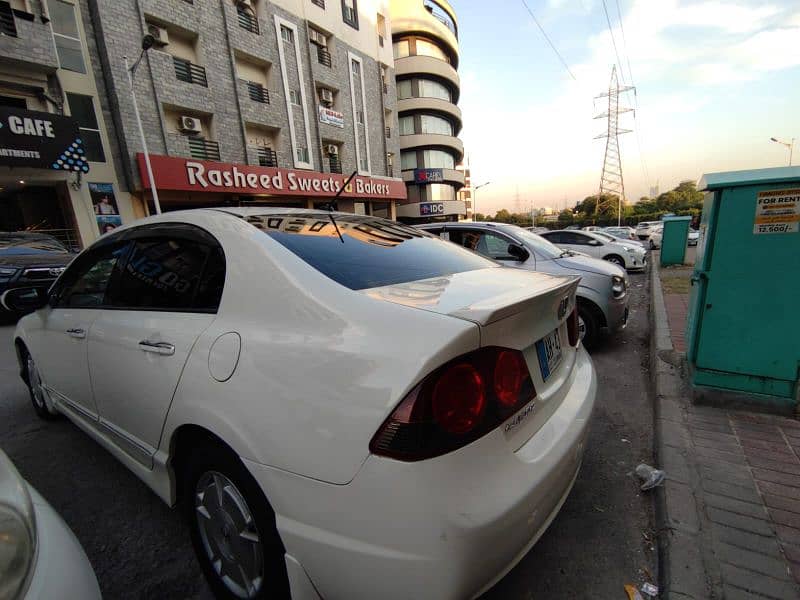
0,107 -> 89,172
420,202 -> 445,216
138,154 -> 407,200
414,168 -> 444,184
319,106 -> 345,128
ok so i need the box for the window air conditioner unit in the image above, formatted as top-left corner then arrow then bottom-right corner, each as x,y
148,25 -> 169,46
326,145 -> 338,155
320,88 -> 334,104
309,28 -> 326,46
179,116 -> 202,134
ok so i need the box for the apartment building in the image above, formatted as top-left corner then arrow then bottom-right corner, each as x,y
92,0 -> 403,221
390,0 -> 465,223
0,0 -> 403,250
0,0 -> 129,248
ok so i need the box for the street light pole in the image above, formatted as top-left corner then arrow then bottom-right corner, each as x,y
126,35 -> 162,215
770,137 -> 795,167
473,181 -> 491,220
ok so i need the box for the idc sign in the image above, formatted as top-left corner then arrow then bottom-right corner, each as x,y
420,202 -> 445,216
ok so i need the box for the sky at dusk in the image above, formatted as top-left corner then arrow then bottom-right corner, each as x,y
452,0 -> 800,215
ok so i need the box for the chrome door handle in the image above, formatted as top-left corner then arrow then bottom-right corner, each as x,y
138,340 -> 175,356
66,328 -> 86,339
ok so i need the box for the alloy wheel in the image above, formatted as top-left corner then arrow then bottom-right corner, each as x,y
578,314 -> 587,340
195,471 -> 264,599
27,356 -> 46,411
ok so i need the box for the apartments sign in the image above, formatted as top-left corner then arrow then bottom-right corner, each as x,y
138,154 -> 406,199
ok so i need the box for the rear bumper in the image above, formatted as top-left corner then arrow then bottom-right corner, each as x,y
245,348 -> 597,600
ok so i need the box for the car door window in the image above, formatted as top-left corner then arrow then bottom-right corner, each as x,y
451,230 -> 516,260
541,232 -> 561,244
561,232 -> 590,245
109,237 -> 213,312
55,242 -> 130,308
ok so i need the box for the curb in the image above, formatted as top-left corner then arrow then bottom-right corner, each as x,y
650,258 -> 712,599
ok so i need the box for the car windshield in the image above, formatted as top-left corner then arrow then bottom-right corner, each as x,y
594,232 -> 618,243
0,234 -> 68,256
248,213 -> 497,290
504,227 -> 564,259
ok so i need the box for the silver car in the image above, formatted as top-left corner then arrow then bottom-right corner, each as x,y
416,222 -> 629,349
0,449 -> 101,599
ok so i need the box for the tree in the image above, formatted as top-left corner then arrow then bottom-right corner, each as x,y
557,209 -> 574,226
473,212 -> 486,222
493,209 -> 513,223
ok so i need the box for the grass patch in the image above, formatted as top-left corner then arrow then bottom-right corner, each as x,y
661,276 -> 691,295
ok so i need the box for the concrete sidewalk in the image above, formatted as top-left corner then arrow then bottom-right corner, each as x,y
650,257 -> 800,599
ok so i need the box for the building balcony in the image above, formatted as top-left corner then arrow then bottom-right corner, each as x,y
394,55 -> 460,91
401,167 -> 465,186
399,133 -> 463,159
0,3 -> 59,72
391,4 -> 459,63
173,56 -> 208,86
397,97 -> 462,132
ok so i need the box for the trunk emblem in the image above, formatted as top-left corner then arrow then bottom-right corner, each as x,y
557,297 -> 569,320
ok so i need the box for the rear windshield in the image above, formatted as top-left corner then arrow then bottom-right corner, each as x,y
247,213 -> 496,290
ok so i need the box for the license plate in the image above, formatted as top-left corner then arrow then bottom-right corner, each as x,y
535,328 -> 563,381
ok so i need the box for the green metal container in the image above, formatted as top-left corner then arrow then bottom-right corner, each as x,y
686,166 -> 800,410
660,215 -> 692,266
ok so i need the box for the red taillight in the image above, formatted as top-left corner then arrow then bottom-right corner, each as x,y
567,307 -> 580,347
369,347 -> 537,461
494,350 -> 527,407
432,364 -> 486,434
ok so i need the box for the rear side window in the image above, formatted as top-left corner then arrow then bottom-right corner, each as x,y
248,213 -> 495,290
108,238 -> 218,311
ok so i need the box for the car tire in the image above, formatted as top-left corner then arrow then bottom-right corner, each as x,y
22,349 -> 60,420
577,302 -> 601,351
182,443 -> 291,600
603,254 -> 626,268
649,239 -> 656,250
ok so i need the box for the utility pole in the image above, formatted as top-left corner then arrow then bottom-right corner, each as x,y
594,65 -> 634,226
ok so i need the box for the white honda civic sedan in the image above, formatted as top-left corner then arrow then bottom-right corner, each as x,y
5,208 -> 596,600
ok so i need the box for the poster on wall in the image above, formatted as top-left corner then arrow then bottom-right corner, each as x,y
89,183 -> 122,234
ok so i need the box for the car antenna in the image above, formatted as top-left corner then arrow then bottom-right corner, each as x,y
322,170 -> 358,244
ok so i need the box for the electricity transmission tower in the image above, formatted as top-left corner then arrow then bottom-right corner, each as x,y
594,65 -> 635,226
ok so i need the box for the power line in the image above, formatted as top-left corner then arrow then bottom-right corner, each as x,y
520,0 -> 576,81
614,0 -> 636,90
601,0 -> 626,85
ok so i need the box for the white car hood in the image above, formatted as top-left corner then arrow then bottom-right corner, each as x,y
553,254 -> 626,277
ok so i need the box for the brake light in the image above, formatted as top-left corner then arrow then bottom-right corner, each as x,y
567,308 -> 580,346
370,347 -> 537,461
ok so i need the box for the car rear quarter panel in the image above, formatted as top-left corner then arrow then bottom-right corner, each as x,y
159,213 -> 481,486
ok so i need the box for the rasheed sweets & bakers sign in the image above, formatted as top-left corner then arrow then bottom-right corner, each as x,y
138,154 -> 406,200
0,107 -> 89,173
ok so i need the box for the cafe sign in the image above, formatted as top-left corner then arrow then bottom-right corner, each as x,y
0,107 -> 89,172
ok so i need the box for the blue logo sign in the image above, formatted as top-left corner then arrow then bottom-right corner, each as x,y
420,202 -> 445,216
414,168 -> 444,184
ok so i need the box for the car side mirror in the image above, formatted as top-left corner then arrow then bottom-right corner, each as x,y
588,240 -> 602,246
0,287 -> 50,312
507,243 -> 529,262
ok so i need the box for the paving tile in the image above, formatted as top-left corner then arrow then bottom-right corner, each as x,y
738,428 -> 790,443
771,509 -> 800,530
713,540 -> 793,581
754,469 -> 800,488
700,464 -> 756,488
661,444 -> 692,484
695,446 -> 747,466
748,456 -> 800,476
661,420 -> 692,448
745,446 -> 800,464
693,437 -> 743,455
742,438 -> 796,455
690,414 -> 732,428
783,544 -> 800,564
720,563 -> 799,599
764,494 -> 800,515
760,481 -> 800,501
692,428 -> 739,444
704,492 -> 769,519
706,506 -> 775,536
702,478 -> 761,504
790,561 -> 800,586
712,523 -> 785,558
776,525 -> 800,546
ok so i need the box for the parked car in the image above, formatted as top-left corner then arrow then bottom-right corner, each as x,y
417,222 -> 629,349
564,224 -> 581,230
526,226 -> 550,234
604,226 -> 638,241
634,221 -> 662,246
600,229 -> 648,249
649,225 -> 663,249
0,448 -> 101,599
592,231 -> 649,263
0,232 -> 73,315
539,229 -> 647,270
688,229 -> 699,246
582,226 -> 603,232
7,209 -> 597,600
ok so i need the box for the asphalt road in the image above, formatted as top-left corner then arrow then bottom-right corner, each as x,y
0,269 -> 655,600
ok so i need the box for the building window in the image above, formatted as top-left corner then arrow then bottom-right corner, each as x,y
311,0 -> 325,7
188,137 -> 221,161
257,147 -> 278,167
380,65 -> 388,92
341,0 -> 357,29
280,24 -> 294,43
289,89 -> 301,105
48,0 -> 86,73
423,0 -> 457,37
423,149 -> 455,169
351,58 -> 360,76
173,57 -> 208,87
398,115 -> 414,135
418,78 -> 451,101
420,114 -> 453,136
0,3 -> 17,37
316,44 -> 332,67
66,93 -> 105,162
377,13 -> 386,47
296,147 -> 310,163
415,38 -> 449,62
0,94 -> 26,108
397,79 -> 412,99
245,80 -> 270,103
400,150 -> 417,170
237,3 -> 259,34
427,183 -> 456,201
392,39 -> 409,59
356,110 -> 364,125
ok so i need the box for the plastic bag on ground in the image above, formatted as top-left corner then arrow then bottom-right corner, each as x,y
635,463 -> 666,491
